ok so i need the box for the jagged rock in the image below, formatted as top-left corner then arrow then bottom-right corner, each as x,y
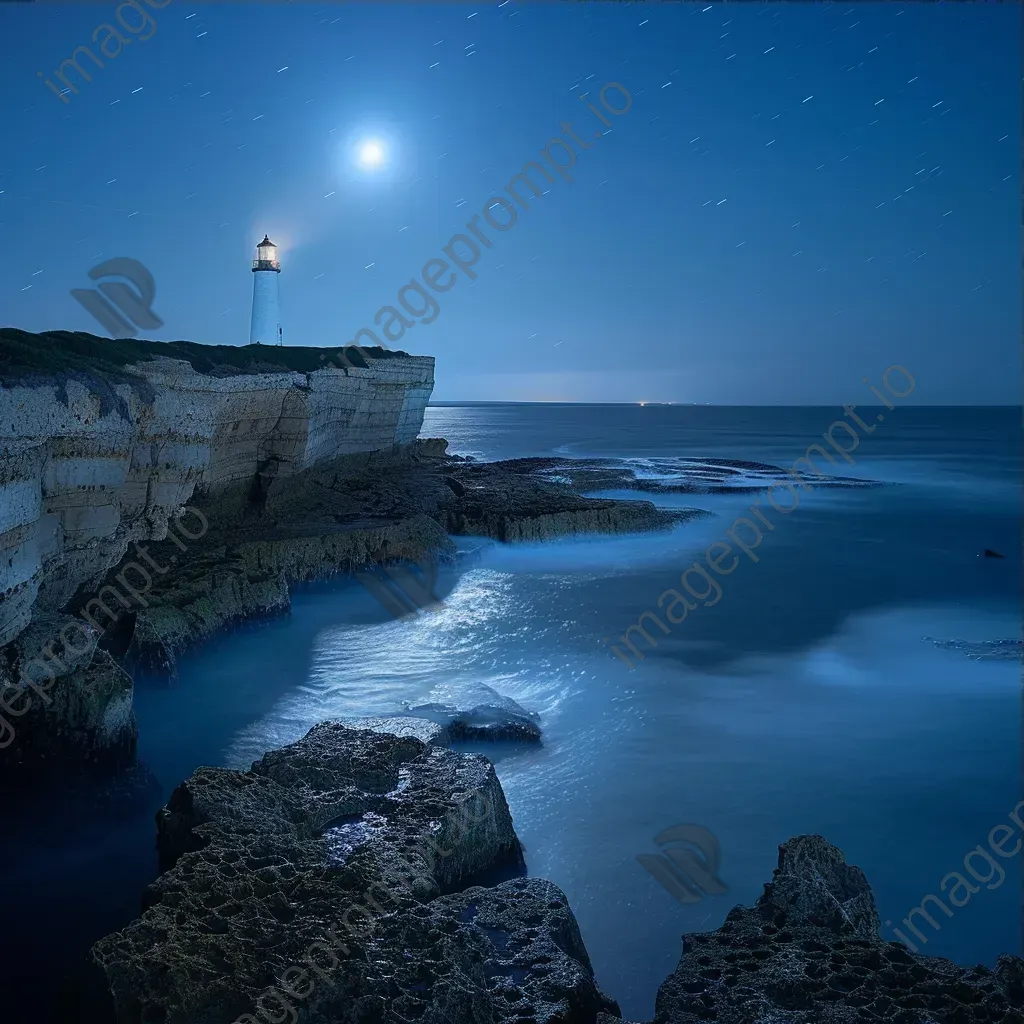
363,877 -> 620,1024
87,724 -> 1024,1024
0,613 -> 136,789
85,444 -> 710,687
652,834 -> 1024,1024
416,437 -> 451,459
92,722 -> 605,1023
120,513 -> 454,677
441,458 -> 695,541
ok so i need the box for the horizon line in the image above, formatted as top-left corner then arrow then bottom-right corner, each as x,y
427,400 -> 1023,408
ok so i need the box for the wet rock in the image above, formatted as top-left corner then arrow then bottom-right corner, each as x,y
91,722 -> 555,1024
450,705 -> 543,743
485,456 -> 879,497
406,693 -> 543,744
362,877 -> 621,1024
922,636 -> 1023,662
345,715 -> 451,746
0,613 -> 137,790
442,458 -> 696,541
113,445 -> 708,680
416,436 -> 451,459
88,724 -> 1024,1024
652,834 -> 1024,1024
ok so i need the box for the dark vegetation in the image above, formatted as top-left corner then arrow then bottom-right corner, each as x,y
0,328 -> 406,386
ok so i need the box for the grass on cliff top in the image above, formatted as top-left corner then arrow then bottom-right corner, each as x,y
0,328 -> 408,384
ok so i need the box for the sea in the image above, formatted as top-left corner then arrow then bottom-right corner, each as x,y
1,403 -> 1020,1023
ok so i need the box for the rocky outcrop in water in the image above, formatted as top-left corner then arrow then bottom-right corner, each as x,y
0,430 -> 696,785
403,695 -> 544,743
109,442 -> 692,680
90,721 -> 619,1024
0,611 -> 136,780
490,456 -> 880,497
647,833 -> 1023,1024
0,330 -> 873,788
88,722 -> 1023,1024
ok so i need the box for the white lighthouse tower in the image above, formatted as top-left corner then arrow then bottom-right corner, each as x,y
249,234 -> 283,345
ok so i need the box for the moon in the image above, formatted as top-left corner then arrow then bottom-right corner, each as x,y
357,140 -> 385,169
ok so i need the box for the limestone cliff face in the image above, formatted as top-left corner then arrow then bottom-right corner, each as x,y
0,353 -> 434,649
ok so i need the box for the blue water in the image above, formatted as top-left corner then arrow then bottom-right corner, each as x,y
0,404 -> 1020,1022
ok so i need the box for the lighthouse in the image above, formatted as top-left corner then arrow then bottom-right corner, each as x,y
249,235 -> 283,345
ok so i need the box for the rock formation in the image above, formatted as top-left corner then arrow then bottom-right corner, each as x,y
0,330 -> 433,786
0,331 -> 882,791
646,833 -> 1023,1023
91,721 -> 619,1024
0,330 -> 699,788
0,329 -> 433,649
89,721 -> 1024,1024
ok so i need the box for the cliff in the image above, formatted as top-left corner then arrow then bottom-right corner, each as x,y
1,330 -> 703,787
0,329 -> 434,648
0,329 -> 433,781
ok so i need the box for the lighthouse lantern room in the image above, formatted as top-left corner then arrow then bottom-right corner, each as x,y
250,234 -> 283,345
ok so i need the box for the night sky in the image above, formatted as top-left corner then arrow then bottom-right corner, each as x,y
0,0 -> 1019,404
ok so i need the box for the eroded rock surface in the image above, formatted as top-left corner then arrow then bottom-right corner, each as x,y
88,725 -> 1023,1024
0,612 -> 136,787
90,721 -> 618,1024
653,834 -> 1024,1024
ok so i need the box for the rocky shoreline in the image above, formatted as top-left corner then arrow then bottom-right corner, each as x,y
4,334 -> 1018,1022
1,420 -> 888,791
0,328 -> 885,790
86,719 -> 1024,1024
113,439 -> 703,679
1,434 -> 708,788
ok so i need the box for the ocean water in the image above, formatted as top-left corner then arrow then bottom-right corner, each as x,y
0,404 -> 1020,1023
